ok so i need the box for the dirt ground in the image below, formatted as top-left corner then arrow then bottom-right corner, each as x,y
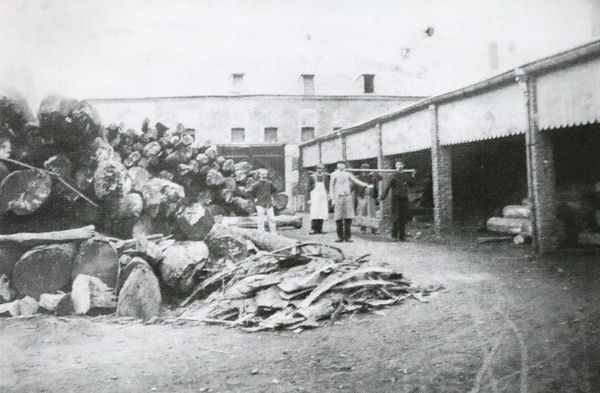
1,216 -> 600,393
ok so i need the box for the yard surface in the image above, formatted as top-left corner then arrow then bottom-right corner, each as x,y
1,216 -> 599,393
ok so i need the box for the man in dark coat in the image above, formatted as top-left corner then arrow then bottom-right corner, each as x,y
378,160 -> 416,241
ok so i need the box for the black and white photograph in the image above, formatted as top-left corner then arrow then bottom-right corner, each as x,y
1,0 -> 600,391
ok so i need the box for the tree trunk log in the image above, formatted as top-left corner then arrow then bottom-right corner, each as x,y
12,243 -> 78,299
502,205 -> 531,219
206,169 -> 225,187
127,166 -> 150,193
205,224 -> 249,261
93,158 -> 130,200
116,264 -> 161,320
272,192 -> 289,211
71,274 -> 116,314
231,197 -> 255,216
0,225 -> 95,247
223,225 -> 298,252
221,215 -> 303,229
0,169 -> 52,215
0,245 -> 25,278
486,217 -> 532,236
175,203 -> 215,241
72,239 -> 119,288
141,178 -> 185,218
160,241 -> 209,294
39,292 -> 74,315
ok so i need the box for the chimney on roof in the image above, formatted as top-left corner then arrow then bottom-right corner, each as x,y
231,73 -> 244,94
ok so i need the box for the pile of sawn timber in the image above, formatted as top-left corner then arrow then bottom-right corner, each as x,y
485,200 -> 532,244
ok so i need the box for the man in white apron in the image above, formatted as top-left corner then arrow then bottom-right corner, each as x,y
307,163 -> 329,234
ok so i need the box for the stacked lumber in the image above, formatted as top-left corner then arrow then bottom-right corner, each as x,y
179,243 -> 439,332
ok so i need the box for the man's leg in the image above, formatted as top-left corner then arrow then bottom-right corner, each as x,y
266,206 -> 277,234
335,220 -> 344,242
398,197 -> 408,240
344,219 -> 353,242
315,219 -> 323,233
357,196 -> 367,233
256,206 -> 266,232
391,198 -> 399,240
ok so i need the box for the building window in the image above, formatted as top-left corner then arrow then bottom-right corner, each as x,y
231,128 -> 245,143
231,73 -> 244,94
264,127 -> 278,143
301,127 -> 315,142
301,74 -> 315,95
362,74 -> 375,93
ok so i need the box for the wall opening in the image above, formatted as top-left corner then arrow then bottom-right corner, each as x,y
301,127 -> 315,142
264,127 -> 278,143
362,74 -> 375,93
231,127 -> 245,143
301,74 -> 315,95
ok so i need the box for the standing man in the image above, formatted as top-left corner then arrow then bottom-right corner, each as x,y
306,163 -> 330,235
355,163 -> 383,233
248,168 -> 278,234
330,160 -> 371,243
378,160 -> 416,241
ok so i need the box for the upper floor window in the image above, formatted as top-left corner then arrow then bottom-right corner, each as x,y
362,74 -> 375,93
301,74 -> 315,95
231,127 -> 245,143
301,127 -> 315,142
264,127 -> 278,143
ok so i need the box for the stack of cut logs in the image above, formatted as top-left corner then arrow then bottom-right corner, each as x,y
0,93 -> 294,241
485,200 -> 532,244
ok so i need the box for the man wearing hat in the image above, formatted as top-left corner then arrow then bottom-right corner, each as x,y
306,163 -> 330,234
330,160 -> 372,242
378,160 -> 416,241
355,163 -> 383,233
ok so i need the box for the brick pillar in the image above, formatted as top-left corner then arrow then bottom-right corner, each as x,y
318,141 -> 323,163
526,77 -> 558,252
341,133 -> 347,162
429,104 -> 453,234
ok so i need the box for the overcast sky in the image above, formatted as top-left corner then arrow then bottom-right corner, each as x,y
0,0 -> 596,108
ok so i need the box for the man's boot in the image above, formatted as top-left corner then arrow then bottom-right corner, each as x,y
335,220 -> 344,242
344,219 -> 353,242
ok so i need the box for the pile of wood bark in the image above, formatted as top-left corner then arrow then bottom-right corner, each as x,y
0,93 -> 292,242
178,234 -> 438,333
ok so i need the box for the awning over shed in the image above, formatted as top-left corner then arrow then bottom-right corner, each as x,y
438,84 -> 526,145
537,56 -> 600,130
381,109 -> 431,155
321,137 -> 343,164
301,143 -> 320,168
346,127 -> 379,161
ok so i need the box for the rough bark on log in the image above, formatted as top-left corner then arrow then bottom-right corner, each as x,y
221,215 -> 303,229
161,241 -> 209,294
116,263 -> 161,320
116,257 -> 151,294
175,203 -> 215,241
502,205 -> 531,219
141,178 -> 185,218
93,158 -> 130,200
206,204 -> 227,217
196,153 -> 209,166
223,177 -> 237,191
231,197 -> 255,216
12,243 -> 77,299
0,169 -> 52,215
0,245 -> 25,278
205,224 -> 249,261
143,141 -> 162,157
0,274 -> 14,303
38,96 -> 101,147
221,159 -> 234,174
272,192 -> 289,211
223,225 -> 298,252
72,239 -> 119,288
206,169 -> 225,187
109,192 -> 144,221
39,292 -> 73,315
128,166 -> 150,193
0,225 -> 95,247
204,146 -> 218,161
486,217 -> 532,236
71,274 -> 116,314
0,92 -> 35,135
43,155 -> 72,177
